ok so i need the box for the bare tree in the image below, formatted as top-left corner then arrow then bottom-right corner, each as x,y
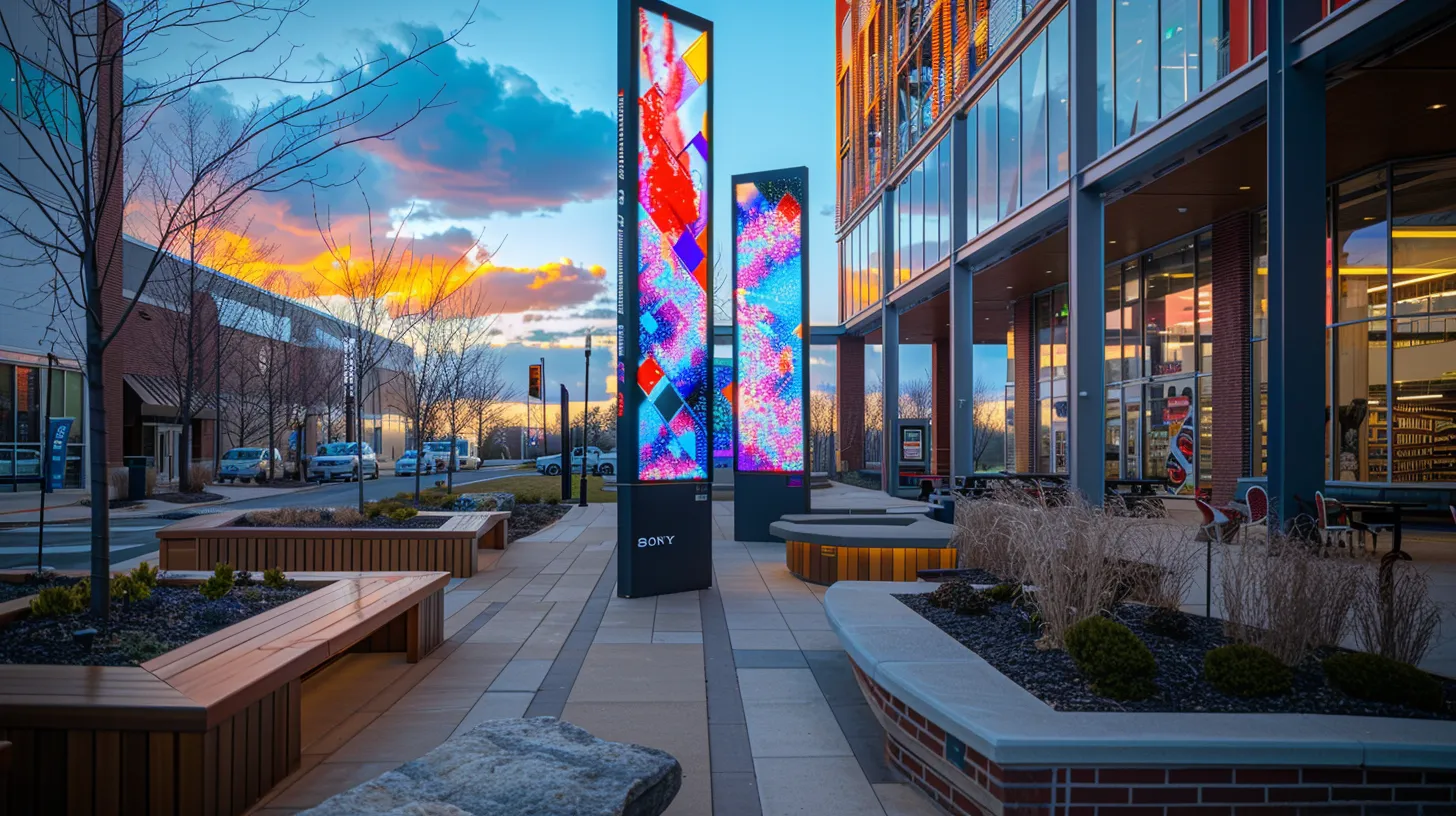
393,311 -> 455,502
584,405 -> 616,451
971,377 -> 1002,471
809,387 -> 836,474
899,369 -> 933,419
0,0 -> 475,614
864,373 -> 885,466
311,192 -> 484,512
438,298 -> 507,492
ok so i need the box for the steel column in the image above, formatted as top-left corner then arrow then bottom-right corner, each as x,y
949,114 -> 974,479
1267,1 -> 1328,526
882,302 -> 900,496
1067,0 -> 1105,504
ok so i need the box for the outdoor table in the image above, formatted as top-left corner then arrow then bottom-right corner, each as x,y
1107,478 -> 1164,496
1339,500 -> 1424,557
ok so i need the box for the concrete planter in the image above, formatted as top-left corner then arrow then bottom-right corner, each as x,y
157,510 -> 508,578
825,581 -> 1456,816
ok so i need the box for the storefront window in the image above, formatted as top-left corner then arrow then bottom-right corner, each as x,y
1159,0 -> 1200,116
1096,0 -> 1115,155
1391,160 -> 1456,317
1335,170 -> 1389,324
1048,10 -> 1069,186
1389,318 -> 1456,482
965,115 -> 978,241
976,101 -> 998,233
1105,266 -> 1123,383
997,71 -> 1020,219
1106,388 -> 1122,479
1020,31 -> 1048,206
1033,287 -> 1069,473
1332,321 -> 1386,482
1143,240 -> 1199,378
1114,0 -> 1158,143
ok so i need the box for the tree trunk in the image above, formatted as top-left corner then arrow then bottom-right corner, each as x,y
85,298 -> 111,618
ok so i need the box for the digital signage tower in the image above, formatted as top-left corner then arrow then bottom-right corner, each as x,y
616,0 -> 714,597
732,167 -> 810,541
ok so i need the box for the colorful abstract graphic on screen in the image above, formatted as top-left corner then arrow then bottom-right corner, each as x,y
635,7 -> 710,481
734,175 -> 805,473
713,358 -> 733,467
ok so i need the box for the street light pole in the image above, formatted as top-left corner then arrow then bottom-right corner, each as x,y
580,331 -> 591,507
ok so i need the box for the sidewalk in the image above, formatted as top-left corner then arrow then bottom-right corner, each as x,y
247,501 -> 940,816
0,481 -> 323,526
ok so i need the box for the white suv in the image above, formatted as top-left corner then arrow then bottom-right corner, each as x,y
308,442 -> 379,482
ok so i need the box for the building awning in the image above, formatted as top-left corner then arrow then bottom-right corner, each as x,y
123,374 -> 218,421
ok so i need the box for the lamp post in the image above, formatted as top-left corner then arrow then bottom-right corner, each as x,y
579,331 -> 591,507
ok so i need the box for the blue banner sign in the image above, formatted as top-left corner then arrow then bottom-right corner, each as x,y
46,417 -> 74,492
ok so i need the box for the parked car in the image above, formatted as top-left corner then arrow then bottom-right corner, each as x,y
308,442 -> 379,481
424,438 -> 480,471
536,446 -> 614,476
217,447 -> 291,483
395,449 -> 439,477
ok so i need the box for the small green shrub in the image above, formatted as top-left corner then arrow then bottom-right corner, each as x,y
30,585 -> 83,617
70,577 -> 91,608
387,506 -> 419,522
130,561 -> 159,589
262,567 -> 287,589
546,496 -> 560,506
110,574 -> 152,605
984,583 -> 1022,604
1064,616 -> 1158,701
212,563 -> 235,583
1204,644 -> 1292,698
927,580 -> 992,616
199,575 -> 233,601
239,587 -> 263,602
1323,652 -> 1444,712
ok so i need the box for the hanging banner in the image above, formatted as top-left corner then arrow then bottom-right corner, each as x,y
46,417 -> 74,492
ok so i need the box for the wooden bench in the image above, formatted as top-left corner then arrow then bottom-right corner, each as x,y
157,511 -> 508,578
0,571 -> 447,816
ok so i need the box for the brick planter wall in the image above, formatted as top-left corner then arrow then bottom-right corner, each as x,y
1013,300 -> 1034,472
853,659 -> 1454,815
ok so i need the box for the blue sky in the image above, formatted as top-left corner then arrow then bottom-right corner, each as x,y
146,0 -> 1007,408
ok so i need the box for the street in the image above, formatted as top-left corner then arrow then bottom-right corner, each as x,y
0,464 -> 525,572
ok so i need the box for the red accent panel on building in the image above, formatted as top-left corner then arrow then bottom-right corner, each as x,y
837,335 -> 866,471
1211,213 -> 1252,504
932,338 -> 951,476
1013,300 -> 1034,472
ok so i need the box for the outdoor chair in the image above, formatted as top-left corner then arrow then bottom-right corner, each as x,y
1314,491 -> 1357,550
1241,484 -> 1270,544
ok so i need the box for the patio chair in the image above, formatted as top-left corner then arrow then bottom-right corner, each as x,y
1314,491 -> 1356,550
1241,484 -> 1270,543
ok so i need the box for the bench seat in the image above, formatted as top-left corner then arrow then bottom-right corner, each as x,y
0,572 -> 448,816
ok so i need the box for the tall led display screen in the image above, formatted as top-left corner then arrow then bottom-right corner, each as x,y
616,0 -> 713,597
732,167 -> 809,540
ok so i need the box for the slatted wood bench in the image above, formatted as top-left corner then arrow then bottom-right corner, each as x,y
157,510 -> 509,578
0,571 -> 447,816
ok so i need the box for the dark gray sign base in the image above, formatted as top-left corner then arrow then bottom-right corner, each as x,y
616,481 -> 713,598
733,472 -> 810,543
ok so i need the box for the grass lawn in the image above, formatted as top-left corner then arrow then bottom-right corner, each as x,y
456,474 -> 617,503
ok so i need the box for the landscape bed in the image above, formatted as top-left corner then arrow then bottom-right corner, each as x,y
0,582 -> 311,666
896,591 -> 1455,719
157,508 -> 507,577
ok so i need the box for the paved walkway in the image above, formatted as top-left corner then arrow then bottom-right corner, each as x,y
248,501 -> 939,815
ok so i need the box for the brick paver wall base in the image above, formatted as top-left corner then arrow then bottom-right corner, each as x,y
854,658 -> 1454,815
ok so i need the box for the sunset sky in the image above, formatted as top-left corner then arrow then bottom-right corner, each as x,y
144,0 -> 1005,414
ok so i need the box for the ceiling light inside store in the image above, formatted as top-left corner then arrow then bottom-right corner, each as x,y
1397,394 -> 1444,401
1239,186 -> 1251,191
1429,103 -> 1448,110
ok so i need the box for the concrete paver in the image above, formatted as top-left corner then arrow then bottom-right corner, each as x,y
253,496 -> 939,816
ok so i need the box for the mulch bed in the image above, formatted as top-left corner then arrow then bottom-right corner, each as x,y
235,515 -> 449,530
508,503 -> 571,543
0,584 -> 312,666
0,575 -> 81,604
151,491 -> 227,504
897,594 -> 1455,721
